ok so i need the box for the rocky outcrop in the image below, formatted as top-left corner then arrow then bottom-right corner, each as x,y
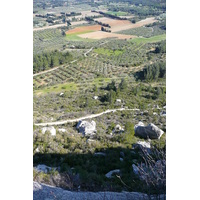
112,124 -> 124,134
132,164 -> 140,175
105,169 -> 120,178
33,181 -> 166,200
134,122 -> 164,139
42,126 -> 56,136
76,120 -> 97,136
34,164 -> 56,173
133,141 -> 151,149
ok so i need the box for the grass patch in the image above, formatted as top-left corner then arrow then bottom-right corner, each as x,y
65,34 -> 95,42
130,34 -> 166,44
106,11 -> 128,16
34,82 -> 77,95
67,30 -> 94,36
94,48 -> 124,56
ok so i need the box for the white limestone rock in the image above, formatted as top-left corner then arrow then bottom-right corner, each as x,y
134,122 -> 164,139
42,126 -> 56,136
76,120 -> 97,136
35,164 -> 56,173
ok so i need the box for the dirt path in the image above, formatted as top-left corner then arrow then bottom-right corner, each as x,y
84,47 -> 94,57
34,108 -> 140,126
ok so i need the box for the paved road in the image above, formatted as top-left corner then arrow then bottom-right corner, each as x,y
34,108 -> 140,126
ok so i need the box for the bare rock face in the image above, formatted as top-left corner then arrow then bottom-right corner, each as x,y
76,120 -> 97,136
134,122 -> 164,139
33,181 -> 166,200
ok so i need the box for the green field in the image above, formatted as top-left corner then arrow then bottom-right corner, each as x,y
65,31 -> 96,41
131,34 -> 166,44
106,11 -> 128,16
34,82 -> 77,95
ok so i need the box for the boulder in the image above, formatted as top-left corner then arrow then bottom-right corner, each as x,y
105,169 -> 120,178
116,99 -> 121,103
132,164 -> 140,175
58,128 -> 66,133
160,110 -> 166,117
35,164 -> 56,173
112,124 -> 124,134
135,141 -> 151,149
132,141 -> 151,154
42,126 -> 56,136
134,122 -> 164,139
76,120 -> 97,136
93,96 -> 98,100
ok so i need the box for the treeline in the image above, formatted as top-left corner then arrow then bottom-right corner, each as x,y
99,11 -> 127,20
66,12 -> 81,17
92,10 -> 126,20
110,0 -> 166,11
109,0 -> 166,17
101,26 -> 111,32
85,16 -> 111,28
33,50 -> 73,74
135,62 -> 166,81
96,21 -> 111,28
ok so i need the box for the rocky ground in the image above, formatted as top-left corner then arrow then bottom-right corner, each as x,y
33,181 -> 166,200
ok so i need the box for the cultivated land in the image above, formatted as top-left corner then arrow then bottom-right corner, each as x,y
65,17 -> 157,41
95,17 -> 157,32
79,31 -> 136,40
33,0 -> 166,197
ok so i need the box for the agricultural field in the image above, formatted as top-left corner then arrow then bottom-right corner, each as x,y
33,0 -> 166,198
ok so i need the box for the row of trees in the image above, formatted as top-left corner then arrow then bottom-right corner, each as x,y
33,50 -> 73,74
101,26 -> 111,32
144,62 -> 166,81
134,62 -> 166,82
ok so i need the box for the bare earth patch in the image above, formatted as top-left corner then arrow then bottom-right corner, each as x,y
66,25 -> 101,34
70,21 -> 89,26
78,31 -> 137,40
95,17 -> 157,32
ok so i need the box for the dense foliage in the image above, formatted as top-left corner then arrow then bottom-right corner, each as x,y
33,50 -> 73,73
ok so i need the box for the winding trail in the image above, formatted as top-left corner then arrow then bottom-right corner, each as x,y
84,47 -> 93,57
34,108 -> 140,126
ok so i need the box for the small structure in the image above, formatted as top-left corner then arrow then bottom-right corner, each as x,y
59,93 -> 64,96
